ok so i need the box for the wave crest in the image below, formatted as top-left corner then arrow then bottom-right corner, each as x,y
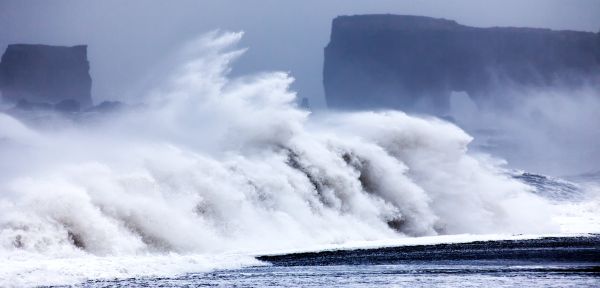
0,32 -> 558,258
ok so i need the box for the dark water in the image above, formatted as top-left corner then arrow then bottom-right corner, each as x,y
74,236 -> 599,287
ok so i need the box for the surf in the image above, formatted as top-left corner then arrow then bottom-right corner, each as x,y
0,31 -> 597,287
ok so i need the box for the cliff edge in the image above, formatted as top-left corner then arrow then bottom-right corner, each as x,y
0,44 -> 92,109
324,15 -> 600,113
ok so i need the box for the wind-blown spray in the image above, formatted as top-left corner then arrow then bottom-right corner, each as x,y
0,32 -> 586,286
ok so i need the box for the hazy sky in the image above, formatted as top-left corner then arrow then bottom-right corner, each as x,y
1,0 -> 599,107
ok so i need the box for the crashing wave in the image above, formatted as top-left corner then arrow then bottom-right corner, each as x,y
0,32 -> 574,262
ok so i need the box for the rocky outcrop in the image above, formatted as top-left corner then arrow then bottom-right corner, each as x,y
0,44 -> 92,109
324,15 -> 600,113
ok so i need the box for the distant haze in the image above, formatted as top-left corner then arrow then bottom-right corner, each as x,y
1,0 -> 599,107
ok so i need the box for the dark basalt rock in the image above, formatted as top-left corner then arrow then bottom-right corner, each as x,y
323,15 -> 600,113
54,99 -> 81,113
0,44 -> 92,108
84,100 -> 124,113
13,99 -> 53,111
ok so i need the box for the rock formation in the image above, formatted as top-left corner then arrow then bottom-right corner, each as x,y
323,15 -> 600,113
0,44 -> 92,109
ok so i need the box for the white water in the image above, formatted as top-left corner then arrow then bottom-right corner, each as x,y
0,32 -> 597,287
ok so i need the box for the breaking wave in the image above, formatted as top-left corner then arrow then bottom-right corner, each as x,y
0,31 -> 596,286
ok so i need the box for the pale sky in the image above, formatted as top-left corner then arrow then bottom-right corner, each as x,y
2,0 -> 599,107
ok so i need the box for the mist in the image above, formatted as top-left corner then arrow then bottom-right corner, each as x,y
1,0 -> 599,108
444,85 -> 600,176
0,33 -> 563,259
2,3 -> 600,285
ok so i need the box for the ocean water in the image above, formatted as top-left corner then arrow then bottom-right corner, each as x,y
72,236 -> 600,287
1,32 -> 599,287
79,265 -> 599,288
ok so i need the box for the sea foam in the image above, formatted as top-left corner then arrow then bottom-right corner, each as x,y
0,31 -> 596,287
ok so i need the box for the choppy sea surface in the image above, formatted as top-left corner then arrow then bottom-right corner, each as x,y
61,236 -> 599,287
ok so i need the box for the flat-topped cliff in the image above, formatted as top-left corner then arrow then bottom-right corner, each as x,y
0,44 -> 92,109
324,15 -> 600,112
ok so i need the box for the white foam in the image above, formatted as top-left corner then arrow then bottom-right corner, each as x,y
0,31 -> 597,287
0,252 -> 262,288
